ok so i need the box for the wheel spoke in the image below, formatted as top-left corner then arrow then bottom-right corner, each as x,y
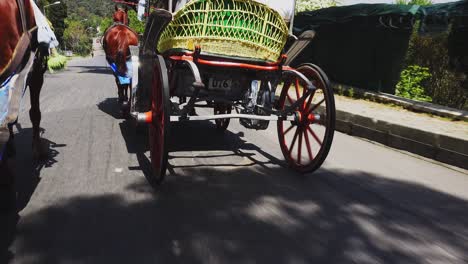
303,80 -> 307,97
297,128 -> 303,165
288,128 -> 300,156
307,98 -> 325,115
283,124 -> 294,135
280,80 -> 292,105
304,90 -> 316,112
287,94 -> 294,105
303,129 -> 314,161
307,126 -> 323,146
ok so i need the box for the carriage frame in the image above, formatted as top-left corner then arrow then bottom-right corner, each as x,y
129,0 -> 336,184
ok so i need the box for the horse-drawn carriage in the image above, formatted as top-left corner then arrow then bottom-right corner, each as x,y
129,0 -> 336,184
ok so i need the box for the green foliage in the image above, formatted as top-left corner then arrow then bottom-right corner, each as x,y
99,10 -> 144,36
394,0 -> 432,5
62,0 -> 117,18
394,0 -> 467,109
38,0 -> 68,46
345,87 -> 355,98
396,65 -> 432,102
128,10 -> 145,34
63,20 -> 92,56
47,55 -> 68,72
99,17 -> 113,35
401,24 -> 467,109
296,0 -> 339,13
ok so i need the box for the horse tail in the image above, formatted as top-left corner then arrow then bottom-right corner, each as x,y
115,31 -> 128,74
116,50 -> 126,73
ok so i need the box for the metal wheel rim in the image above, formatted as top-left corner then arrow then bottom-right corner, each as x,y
277,65 -> 335,172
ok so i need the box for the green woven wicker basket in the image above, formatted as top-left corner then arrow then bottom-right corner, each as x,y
157,0 -> 289,62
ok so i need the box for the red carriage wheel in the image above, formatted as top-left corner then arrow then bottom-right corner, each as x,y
148,55 -> 170,184
277,64 -> 335,173
214,104 -> 231,131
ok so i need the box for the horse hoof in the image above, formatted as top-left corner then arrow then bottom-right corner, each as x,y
120,102 -> 130,118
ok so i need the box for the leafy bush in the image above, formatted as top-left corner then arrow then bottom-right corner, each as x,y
128,10 -> 145,34
395,0 -> 467,109
99,10 -> 144,35
402,27 -> 467,109
63,19 -> 92,56
48,55 -> 68,72
396,65 -> 432,102
99,17 -> 113,35
394,0 -> 432,5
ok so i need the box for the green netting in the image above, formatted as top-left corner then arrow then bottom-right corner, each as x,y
157,0 -> 289,61
294,3 -> 421,27
419,1 -> 468,33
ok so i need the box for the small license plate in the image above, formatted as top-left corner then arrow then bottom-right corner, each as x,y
208,78 -> 232,91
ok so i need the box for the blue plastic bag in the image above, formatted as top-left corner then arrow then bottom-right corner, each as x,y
109,60 -> 133,85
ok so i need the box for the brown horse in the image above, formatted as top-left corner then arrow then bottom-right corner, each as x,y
0,0 -> 49,208
103,5 -> 139,114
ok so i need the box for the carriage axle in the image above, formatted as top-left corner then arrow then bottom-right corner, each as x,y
131,111 -> 321,124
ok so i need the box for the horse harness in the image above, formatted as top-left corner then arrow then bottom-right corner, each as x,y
0,0 -> 37,85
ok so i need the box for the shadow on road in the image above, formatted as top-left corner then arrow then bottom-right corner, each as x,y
1,125 -> 65,210
2,118 -> 468,264
119,119 -> 287,184
97,98 -> 124,120
0,126 -> 65,263
1,166 -> 468,263
67,66 -> 112,75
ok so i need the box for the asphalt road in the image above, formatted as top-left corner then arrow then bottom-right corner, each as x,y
1,55 -> 468,264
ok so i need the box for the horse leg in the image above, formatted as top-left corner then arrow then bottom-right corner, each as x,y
117,80 -> 124,104
7,122 -> 14,139
121,85 -> 130,116
29,50 -> 48,159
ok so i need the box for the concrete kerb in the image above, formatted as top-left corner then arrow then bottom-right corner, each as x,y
332,83 -> 468,122
334,108 -> 468,170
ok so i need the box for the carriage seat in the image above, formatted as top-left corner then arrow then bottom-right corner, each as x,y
155,0 -> 289,63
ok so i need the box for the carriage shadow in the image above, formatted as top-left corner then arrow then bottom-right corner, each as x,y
118,119 -> 286,184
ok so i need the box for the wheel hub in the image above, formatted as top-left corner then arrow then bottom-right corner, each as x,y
295,111 -> 320,126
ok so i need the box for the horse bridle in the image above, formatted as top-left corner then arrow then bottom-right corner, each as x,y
0,0 -> 35,85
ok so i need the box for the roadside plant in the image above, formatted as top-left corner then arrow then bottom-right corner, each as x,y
48,55 -> 68,73
396,65 -> 432,102
394,0 -> 432,5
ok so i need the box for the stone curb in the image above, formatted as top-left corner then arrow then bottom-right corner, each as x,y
332,83 -> 468,122
335,109 -> 468,170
